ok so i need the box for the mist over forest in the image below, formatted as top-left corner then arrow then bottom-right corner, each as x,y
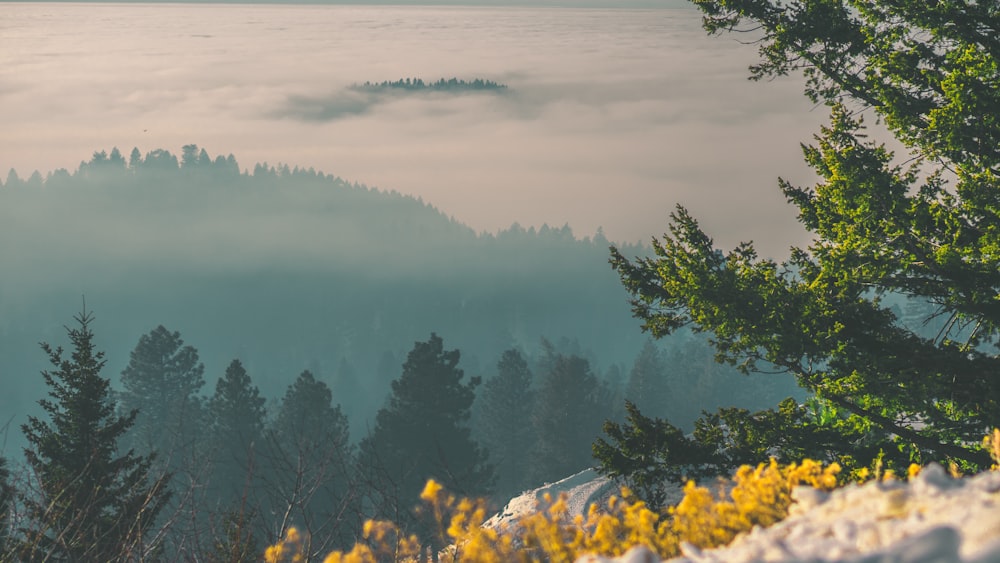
0,146 -> 801,447
2,0 -> 997,559
0,144 -> 808,557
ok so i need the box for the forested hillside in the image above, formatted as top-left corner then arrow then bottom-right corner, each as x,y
0,146 -> 629,425
0,146 -> 801,558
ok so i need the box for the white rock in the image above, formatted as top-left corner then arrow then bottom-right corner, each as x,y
559,468 -> 1000,563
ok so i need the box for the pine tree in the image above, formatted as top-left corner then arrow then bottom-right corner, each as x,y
207,359 -> 266,508
612,0 -> 1000,468
593,401 -> 721,510
265,370 -> 355,552
358,334 -> 493,544
119,325 -> 205,468
19,309 -> 170,561
474,349 -> 535,500
529,353 -> 610,485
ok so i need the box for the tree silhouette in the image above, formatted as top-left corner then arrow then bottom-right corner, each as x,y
530,352 -> 610,485
264,370 -> 356,554
358,334 -> 493,545
119,325 -> 205,470
207,359 -> 266,509
474,349 -> 535,500
19,308 -> 170,560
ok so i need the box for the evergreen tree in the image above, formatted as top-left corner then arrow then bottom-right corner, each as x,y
128,147 -> 142,170
265,370 -> 356,553
612,0 -> 1000,468
474,349 -> 535,500
207,359 -> 266,508
624,341 -> 670,419
119,325 -> 205,469
529,353 -> 610,485
18,309 -> 170,561
593,401 -> 722,510
358,334 -> 493,544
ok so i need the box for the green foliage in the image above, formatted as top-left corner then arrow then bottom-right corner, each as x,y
595,397 -> 903,508
691,398 -> 895,473
358,334 -> 494,544
611,0 -> 1000,469
594,401 -> 721,509
18,309 -> 170,561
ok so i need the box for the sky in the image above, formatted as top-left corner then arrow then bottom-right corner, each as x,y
0,2 -> 829,258
9,0 -> 687,5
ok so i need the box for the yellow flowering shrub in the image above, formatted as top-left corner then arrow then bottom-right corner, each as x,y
264,526 -> 306,563
985,428 -> 1000,470
266,458 -> 842,562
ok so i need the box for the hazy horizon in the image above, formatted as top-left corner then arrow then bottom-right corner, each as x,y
1,2 -> 823,256
5,0 -> 685,6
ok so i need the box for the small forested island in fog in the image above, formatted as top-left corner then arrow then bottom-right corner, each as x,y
350,77 -> 508,93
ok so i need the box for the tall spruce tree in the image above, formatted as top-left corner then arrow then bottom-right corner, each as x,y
610,0 -> 1000,469
119,325 -> 205,469
19,309 -> 170,561
358,334 -> 493,544
207,359 -> 266,508
474,349 -> 535,500
264,370 -> 355,553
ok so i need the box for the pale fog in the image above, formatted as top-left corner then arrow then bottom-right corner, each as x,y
0,2 -> 825,257
0,1 -> 817,450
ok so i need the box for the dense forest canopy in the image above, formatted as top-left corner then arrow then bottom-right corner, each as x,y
0,146 -> 798,450
0,144 -> 805,558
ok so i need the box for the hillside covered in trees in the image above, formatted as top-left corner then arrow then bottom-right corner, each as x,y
0,146 -> 801,558
5,0 -> 1000,559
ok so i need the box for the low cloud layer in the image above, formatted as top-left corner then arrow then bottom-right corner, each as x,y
276,81 -> 511,122
279,89 -> 380,121
0,3 -> 835,258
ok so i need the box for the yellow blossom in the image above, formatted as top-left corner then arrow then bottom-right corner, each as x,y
421,479 -> 444,502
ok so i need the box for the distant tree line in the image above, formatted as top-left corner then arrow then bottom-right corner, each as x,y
350,77 -> 508,93
0,144 -> 649,446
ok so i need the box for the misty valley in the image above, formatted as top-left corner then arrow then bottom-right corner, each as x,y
3,0 -> 1000,561
0,145 -> 800,559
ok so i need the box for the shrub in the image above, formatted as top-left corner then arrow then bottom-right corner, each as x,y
266,458 -> 841,562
